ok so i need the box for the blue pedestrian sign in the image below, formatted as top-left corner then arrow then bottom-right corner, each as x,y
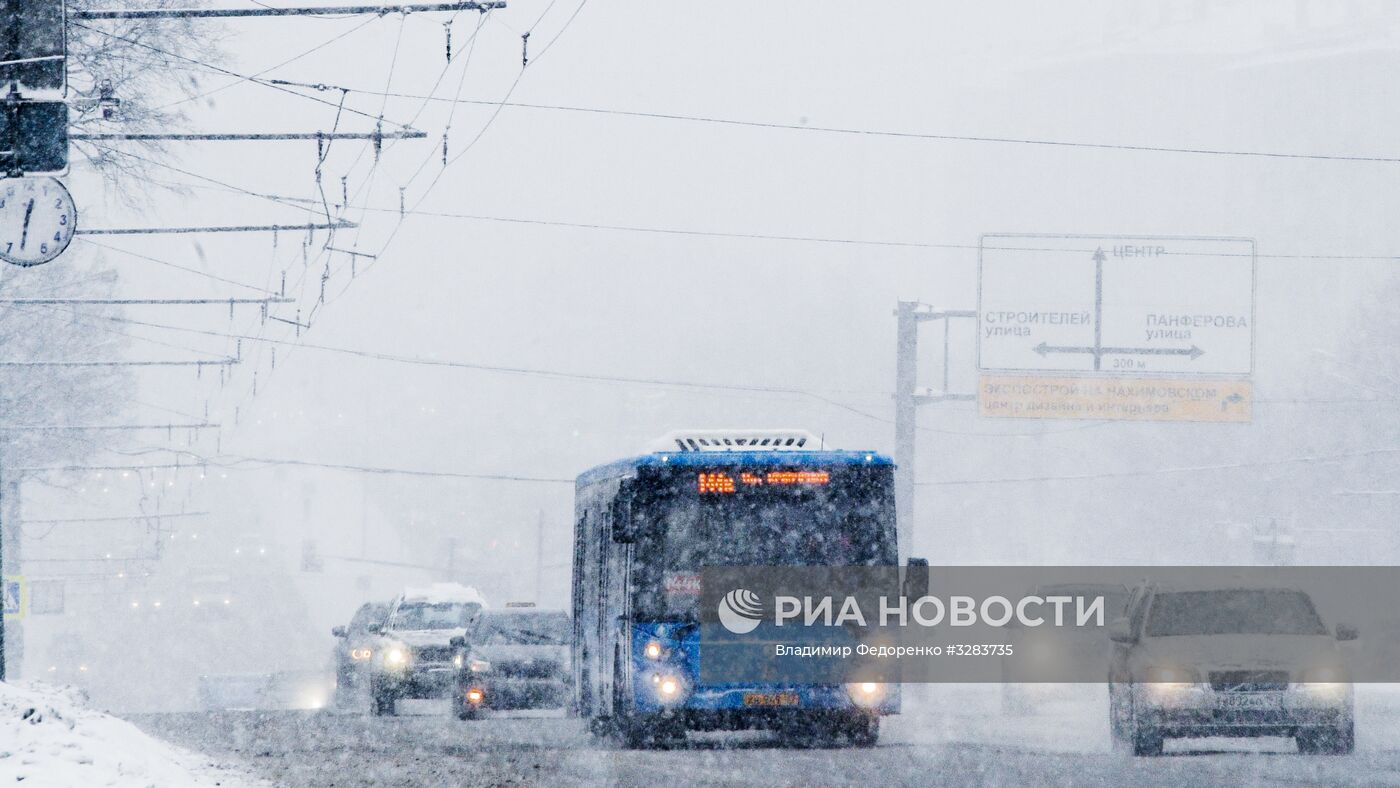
3,576 -> 22,618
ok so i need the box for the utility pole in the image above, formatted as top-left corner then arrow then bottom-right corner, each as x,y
535,510 -> 545,604
0,456 -> 7,681
0,452 -> 18,680
893,302 -> 976,559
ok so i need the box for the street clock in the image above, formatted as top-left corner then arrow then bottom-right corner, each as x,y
0,177 -> 76,266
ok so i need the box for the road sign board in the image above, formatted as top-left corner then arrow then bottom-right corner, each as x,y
0,100 -> 67,174
0,0 -> 66,92
3,575 -> 23,618
978,235 -> 1254,377
979,374 -> 1252,423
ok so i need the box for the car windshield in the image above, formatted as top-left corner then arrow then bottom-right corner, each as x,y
1146,589 -> 1328,637
391,601 -> 482,631
472,612 -> 570,646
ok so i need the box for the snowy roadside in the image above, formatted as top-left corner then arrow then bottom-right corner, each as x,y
0,680 -> 265,787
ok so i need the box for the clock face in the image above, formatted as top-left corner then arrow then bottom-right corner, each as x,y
0,177 -> 77,267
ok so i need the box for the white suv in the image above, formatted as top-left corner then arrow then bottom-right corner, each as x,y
1108,584 -> 1357,756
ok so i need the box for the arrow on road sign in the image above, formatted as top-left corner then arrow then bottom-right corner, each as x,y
1033,341 -> 1205,360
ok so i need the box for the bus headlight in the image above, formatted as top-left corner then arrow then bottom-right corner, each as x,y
648,672 -> 687,705
845,682 -> 885,707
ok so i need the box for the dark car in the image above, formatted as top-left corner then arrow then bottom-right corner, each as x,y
450,607 -> 571,720
331,602 -> 389,708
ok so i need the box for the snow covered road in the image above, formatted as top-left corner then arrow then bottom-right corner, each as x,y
126,685 -> 1400,786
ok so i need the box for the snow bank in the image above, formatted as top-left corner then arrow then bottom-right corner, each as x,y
0,680 -> 262,787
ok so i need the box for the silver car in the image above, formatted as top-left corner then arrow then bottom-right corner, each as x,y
1108,584 -> 1357,756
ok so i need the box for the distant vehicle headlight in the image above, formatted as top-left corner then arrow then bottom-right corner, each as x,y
845,682 -> 885,707
644,641 -> 663,660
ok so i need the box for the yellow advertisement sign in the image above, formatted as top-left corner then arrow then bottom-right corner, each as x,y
979,375 -> 1252,423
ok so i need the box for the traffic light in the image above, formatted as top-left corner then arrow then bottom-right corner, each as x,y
0,97 -> 66,174
0,0 -> 65,93
0,0 -> 68,175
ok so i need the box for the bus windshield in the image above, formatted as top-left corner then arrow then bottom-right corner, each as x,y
631,467 -> 893,619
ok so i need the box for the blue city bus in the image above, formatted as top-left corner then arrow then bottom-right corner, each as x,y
571,430 -> 905,747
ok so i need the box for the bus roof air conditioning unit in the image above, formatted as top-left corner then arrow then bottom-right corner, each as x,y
649,429 -> 829,453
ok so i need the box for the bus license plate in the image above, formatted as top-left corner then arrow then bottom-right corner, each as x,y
744,692 -> 800,707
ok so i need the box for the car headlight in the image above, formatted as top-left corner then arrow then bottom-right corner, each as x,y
845,681 -> 885,708
1142,665 -> 1200,686
1300,666 -> 1349,699
351,648 -> 373,661
1301,666 -> 1346,684
384,646 -> 409,666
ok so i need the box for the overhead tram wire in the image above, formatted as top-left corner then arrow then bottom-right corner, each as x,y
918,445 -> 1400,487
521,0 -> 585,65
338,1 -> 582,292
305,7 -> 495,327
7,302 -> 249,362
255,89 -> 1400,166
152,10 -> 502,421
169,188 -> 1400,262
74,238 -> 280,295
71,21 -> 422,132
283,7 -> 441,331
40,454 -> 572,484
0,298 -> 294,305
112,158 -> 1400,262
72,2 -> 505,19
309,3 -> 558,309
150,13 -> 383,112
